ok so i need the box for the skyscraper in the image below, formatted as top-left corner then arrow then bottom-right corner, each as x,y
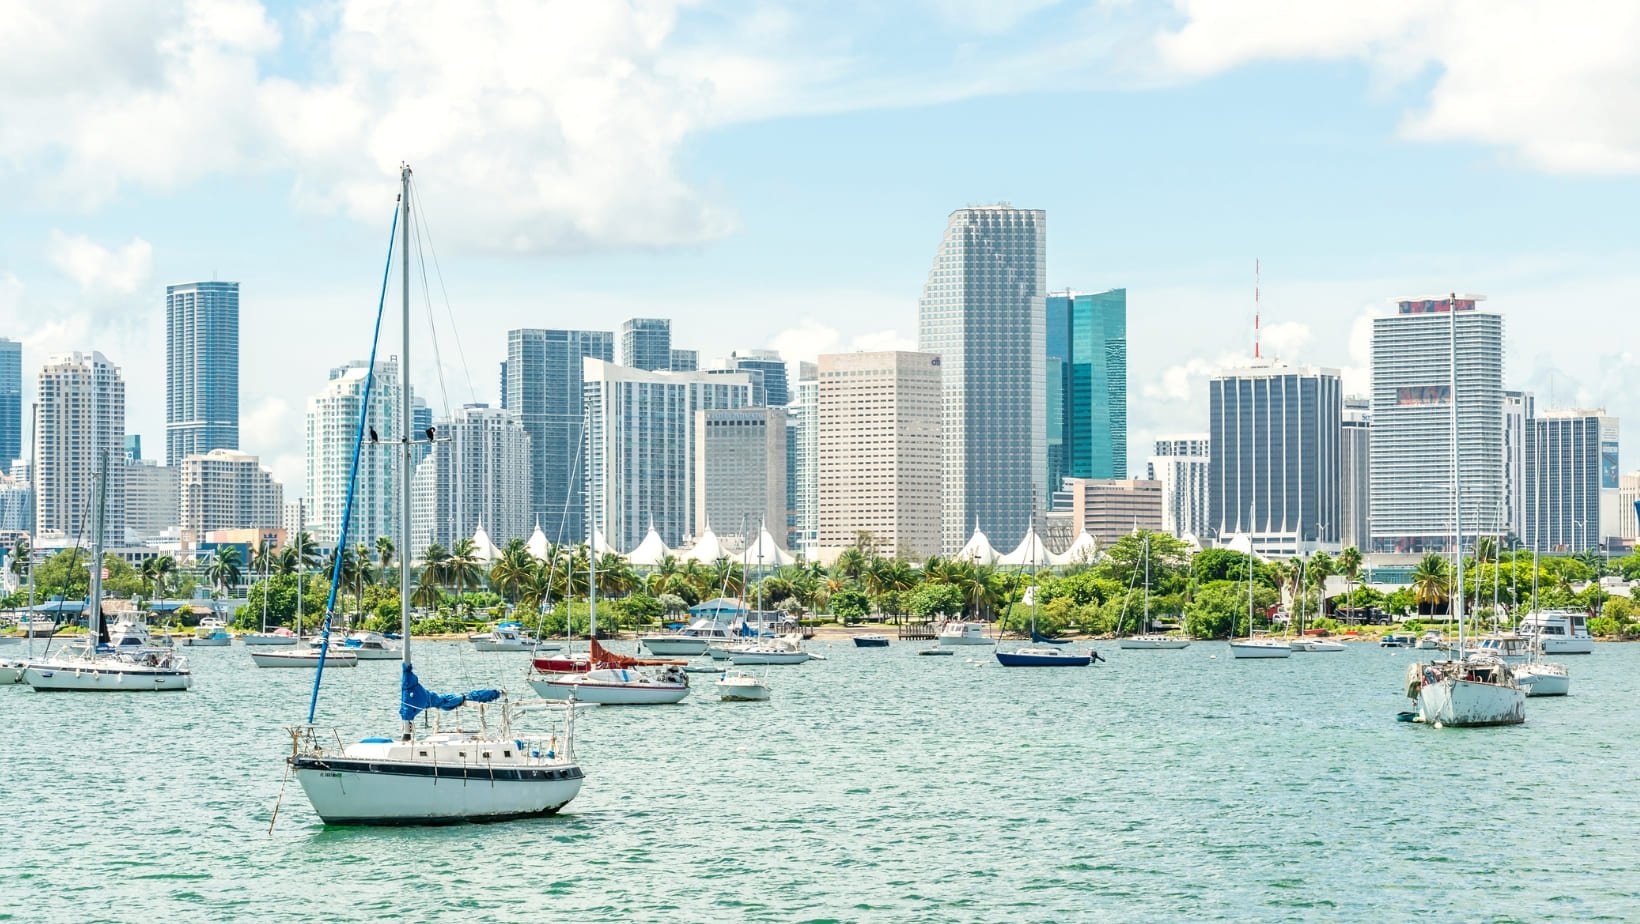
1369,297 -> 1505,552
817,351 -> 942,561
583,360 -> 751,550
918,205 -> 1047,552
505,328 -> 614,544
1208,359 -> 1342,557
790,370 -> 819,560
1147,434 -> 1209,540
620,318 -> 672,372
1503,390 -> 1535,540
1047,289 -> 1127,485
0,338 -> 21,465
694,407 -> 787,545
179,449 -> 283,534
124,458 -> 179,541
727,350 -> 790,407
36,351 -> 125,543
165,281 -> 239,466
305,359 -> 403,550
669,349 -> 699,372
1340,397 -> 1372,551
410,403 -> 532,557
1523,409 -> 1620,553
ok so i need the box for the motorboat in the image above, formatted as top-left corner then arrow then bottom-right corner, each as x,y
918,647 -> 955,656
715,668 -> 771,702
252,647 -> 359,668
1230,637 -> 1292,659
188,617 -> 232,647
853,634 -> 890,648
1515,610 -> 1594,654
1118,635 -> 1189,650
1405,656 -> 1525,726
340,631 -> 401,661
1468,633 -> 1570,697
1380,634 -> 1414,648
243,627 -> 300,646
937,621 -> 993,646
637,618 -> 744,657
996,645 -> 1093,667
1415,630 -> 1444,650
1290,637 -> 1345,652
529,665 -> 691,705
469,624 -> 536,652
729,635 -> 811,665
107,612 -> 168,652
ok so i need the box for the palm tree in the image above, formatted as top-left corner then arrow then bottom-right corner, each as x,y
447,538 -> 483,614
291,531 -> 320,571
1337,546 -> 1363,616
375,536 -> 395,586
10,537 -> 30,586
489,545 -> 534,604
834,546 -> 869,582
1410,553 -> 1451,615
422,542 -> 451,590
597,553 -> 638,599
411,568 -> 442,611
151,555 -> 177,600
205,545 -> 244,596
352,542 -> 376,616
647,554 -> 683,596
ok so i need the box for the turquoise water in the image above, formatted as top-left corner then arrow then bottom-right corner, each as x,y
4,639 -> 1638,922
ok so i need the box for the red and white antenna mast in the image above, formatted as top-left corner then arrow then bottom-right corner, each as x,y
1253,258 -> 1262,359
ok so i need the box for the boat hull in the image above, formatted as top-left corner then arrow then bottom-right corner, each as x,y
638,636 -> 710,657
716,681 -> 771,701
937,637 -> 993,647
1541,638 -> 1594,655
252,651 -> 359,668
853,636 -> 890,648
1516,664 -> 1571,697
1230,640 -> 1292,659
527,676 -> 690,705
186,636 -> 231,647
471,639 -> 533,652
292,757 -> 582,825
995,650 -> 1092,667
243,634 -> 299,646
1416,678 -> 1526,726
1118,637 -> 1189,650
729,650 -> 810,665
0,663 -> 24,684
24,663 -> 192,691
1293,640 -> 1345,652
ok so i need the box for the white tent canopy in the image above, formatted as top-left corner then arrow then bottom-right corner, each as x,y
627,525 -> 674,567
681,527 -> 726,564
998,524 -> 1054,567
743,526 -> 796,567
527,522 -> 550,561
1219,532 -> 1262,561
1051,529 -> 1098,567
954,521 -> 998,565
470,524 -> 500,563
591,528 -> 621,558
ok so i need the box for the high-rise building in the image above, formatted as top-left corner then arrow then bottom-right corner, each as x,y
727,350 -> 790,408
179,448 -> 282,535
583,360 -> 751,550
124,459 -> 178,541
165,281 -> 239,466
1047,289 -> 1127,486
1048,478 -> 1163,547
1619,471 -> 1640,546
282,499 -> 307,542
790,372 -> 819,560
669,349 -> 699,372
410,403 -> 532,558
1340,397 -> 1372,551
36,351 -> 125,543
1208,359 -> 1342,557
305,359 -> 403,550
505,328 -> 614,544
0,464 -> 30,533
0,338 -> 20,465
1523,409 -> 1620,553
694,407 -> 787,546
817,351 -> 942,561
1147,434 -> 1209,540
411,398 -> 433,465
918,205 -> 1047,553
1503,390 -> 1534,540
620,318 -> 672,372
1370,297 -> 1505,552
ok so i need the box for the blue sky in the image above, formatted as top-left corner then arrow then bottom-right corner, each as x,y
4,0 -> 1640,492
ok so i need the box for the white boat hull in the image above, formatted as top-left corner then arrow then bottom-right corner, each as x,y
1118,637 -> 1189,650
729,650 -> 810,665
252,650 -> 359,668
24,662 -> 192,691
716,682 -> 770,701
1541,638 -> 1594,655
638,636 -> 710,657
244,634 -> 299,646
187,636 -> 231,647
293,759 -> 582,825
342,646 -> 401,661
1230,640 -> 1292,659
937,637 -> 993,647
528,675 -> 690,705
0,663 -> 24,684
1292,639 -> 1345,652
1515,664 -> 1571,697
471,639 -> 533,652
1416,677 -> 1525,726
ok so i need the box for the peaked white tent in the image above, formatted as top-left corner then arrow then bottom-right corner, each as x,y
526,522 -> 550,561
743,526 -> 796,567
998,524 -> 1054,568
1219,532 -> 1262,561
470,524 -> 500,563
627,525 -> 674,567
591,528 -> 621,558
1051,529 -> 1099,567
681,527 -> 726,564
954,521 -> 998,565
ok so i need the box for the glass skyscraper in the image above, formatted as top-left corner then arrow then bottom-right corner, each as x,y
918,205 -> 1047,553
506,328 -> 614,545
728,349 -> 790,407
1046,288 -> 1127,487
166,281 -> 240,466
620,318 -> 672,372
0,338 -> 20,465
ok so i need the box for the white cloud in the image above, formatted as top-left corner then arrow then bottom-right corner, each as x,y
1155,0 -> 1640,173
45,232 -> 154,294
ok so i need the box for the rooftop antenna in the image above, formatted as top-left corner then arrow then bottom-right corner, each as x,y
1253,258 -> 1262,360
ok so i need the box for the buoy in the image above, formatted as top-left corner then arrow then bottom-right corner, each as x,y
1433,720 -> 1444,729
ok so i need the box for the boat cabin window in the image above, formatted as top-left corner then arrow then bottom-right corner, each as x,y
504,750 -> 512,757
482,752 -> 491,759
419,750 -> 428,757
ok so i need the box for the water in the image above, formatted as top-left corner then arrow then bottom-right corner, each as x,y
5,639 -> 1639,922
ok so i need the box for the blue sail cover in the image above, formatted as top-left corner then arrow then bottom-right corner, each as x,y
399,663 -> 501,721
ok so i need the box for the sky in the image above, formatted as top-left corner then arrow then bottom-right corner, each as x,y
5,0 -> 1640,496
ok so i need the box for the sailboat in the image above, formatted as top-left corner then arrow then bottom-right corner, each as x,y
1403,295 -> 1524,727
245,543 -> 299,646
289,165 -> 585,824
1118,533 -> 1189,650
1229,522 -> 1290,659
252,558 -> 357,668
996,547 -> 1094,667
23,455 -> 194,691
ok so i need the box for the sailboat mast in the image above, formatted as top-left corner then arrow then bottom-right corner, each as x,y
89,451 -> 107,649
1449,296 -> 1464,652
25,401 -> 35,656
399,164 -> 414,736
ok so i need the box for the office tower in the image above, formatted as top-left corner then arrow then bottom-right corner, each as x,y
498,361 -> 507,409
1208,359 -> 1342,557
790,373 -> 819,560
411,398 -> 433,465
817,351 -> 942,561
583,360 -> 751,550
179,449 -> 282,534
165,281 -> 239,466
728,350 -> 790,408
694,407 -> 787,548
918,205 -> 1047,553
1048,478 -> 1163,547
124,434 -> 143,461
410,403 -> 532,558
1147,434 -> 1210,540
0,466 -> 29,532
36,351 -> 125,543
1619,471 -> 1640,545
124,459 -> 178,540
305,359 -> 403,550
1370,297 -> 1505,552
669,349 -> 699,372
1047,289 -> 1127,487
282,499 -> 307,541
0,338 -> 20,465
505,328 -> 614,544
1503,390 -> 1534,540
620,318 -> 672,372
1340,398 -> 1372,550
1524,409 -> 1620,553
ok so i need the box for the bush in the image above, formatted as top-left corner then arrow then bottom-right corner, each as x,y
831,588 -> 870,623
906,583 -> 964,620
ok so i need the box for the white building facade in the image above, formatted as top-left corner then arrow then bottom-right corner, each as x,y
305,360 -> 404,552
37,351 -> 125,544
694,406 -> 786,547
1147,434 -> 1210,540
179,448 -> 283,535
409,404 -> 532,558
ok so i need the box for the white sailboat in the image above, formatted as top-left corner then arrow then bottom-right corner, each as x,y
1118,533 -> 1189,650
1230,519 -> 1290,659
253,555 -> 357,668
244,544 -> 299,646
23,456 -> 193,692
1404,295 -> 1524,728
289,166 -> 584,824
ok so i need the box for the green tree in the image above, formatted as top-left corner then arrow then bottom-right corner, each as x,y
1410,553 -> 1450,614
1185,580 -> 1279,639
831,586 -> 870,623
